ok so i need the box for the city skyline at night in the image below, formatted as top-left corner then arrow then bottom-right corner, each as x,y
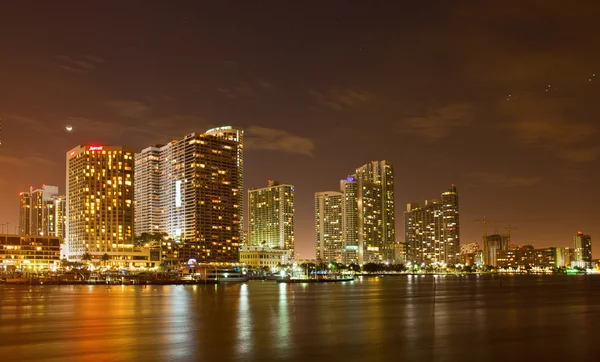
1,1 -> 598,259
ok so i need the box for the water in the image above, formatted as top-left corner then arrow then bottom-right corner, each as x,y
1,275 -> 599,362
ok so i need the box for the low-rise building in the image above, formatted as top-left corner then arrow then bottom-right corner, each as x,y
239,246 -> 292,270
0,234 -> 61,270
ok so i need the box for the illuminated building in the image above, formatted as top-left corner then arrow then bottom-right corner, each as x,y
66,145 -> 141,264
394,242 -> 407,264
134,145 -> 162,235
52,195 -> 66,240
340,176 -> 359,264
315,191 -> 343,263
239,245 -> 292,270
0,235 -> 61,270
248,180 -> 294,257
556,247 -> 574,267
496,246 -> 557,269
405,185 -> 460,265
18,185 -> 65,238
140,127 -> 243,262
483,234 -> 509,266
573,232 -> 592,268
355,160 -> 396,264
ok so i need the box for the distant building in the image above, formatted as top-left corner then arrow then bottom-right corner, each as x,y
573,232 -> 592,268
394,243 -> 407,264
497,247 -> 557,269
248,180 -> 295,257
340,176 -> 359,264
405,185 -> 460,265
483,234 -> 509,266
355,161 -> 395,264
315,191 -> 344,263
460,242 -> 479,255
239,245 -> 292,270
0,234 -> 61,270
555,247 -> 574,267
18,185 -> 65,238
134,146 -> 162,236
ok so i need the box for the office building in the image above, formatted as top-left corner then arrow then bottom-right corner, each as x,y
483,234 -> 509,266
315,191 -> 344,263
135,127 -> 243,262
134,146 -> 162,236
0,234 -> 61,270
18,185 -> 65,238
248,180 -> 294,256
239,245 -> 292,270
66,145 -> 138,263
405,185 -> 460,265
573,232 -> 592,268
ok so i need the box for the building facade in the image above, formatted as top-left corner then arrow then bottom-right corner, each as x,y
404,185 -> 460,265
18,185 -> 65,238
483,234 -> 509,266
355,160 -> 395,264
248,180 -> 294,257
315,191 -> 343,263
239,245 -> 292,270
135,127 -> 244,263
573,232 -> 592,268
0,234 -> 61,270
340,176 -> 359,264
134,146 -> 162,236
496,246 -> 557,269
66,145 -> 136,262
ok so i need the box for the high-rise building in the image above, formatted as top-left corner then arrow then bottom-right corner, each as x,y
136,127 -> 244,262
573,232 -> 592,268
315,191 -> 343,263
134,146 -> 162,236
483,233 -> 509,266
52,195 -> 66,240
18,185 -> 65,238
66,145 -> 136,260
340,176 -> 359,264
405,185 -> 460,265
248,180 -> 294,257
355,160 -> 395,264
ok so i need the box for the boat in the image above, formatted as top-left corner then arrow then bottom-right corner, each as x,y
199,268 -> 249,283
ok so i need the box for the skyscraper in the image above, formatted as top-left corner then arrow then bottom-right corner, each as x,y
315,191 -> 343,263
355,160 -> 395,264
136,127 -> 244,262
66,145 -> 135,260
483,234 -> 509,266
248,180 -> 294,257
134,146 -> 162,236
18,185 -> 65,237
405,185 -> 460,265
573,231 -> 592,268
340,176 -> 359,264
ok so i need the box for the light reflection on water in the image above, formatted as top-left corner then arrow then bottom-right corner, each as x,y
1,276 -> 600,361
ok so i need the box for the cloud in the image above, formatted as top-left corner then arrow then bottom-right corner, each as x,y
105,100 -> 151,118
0,154 -> 56,167
56,54 -> 104,73
244,126 -> 315,157
466,172 -> 541,188
501,95 -> 599,163
397,103 -> 473,141
309,87 -> 375,111
217,79 -> 277,99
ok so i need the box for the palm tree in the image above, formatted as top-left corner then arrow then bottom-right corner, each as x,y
101,253 -> 110,267
81,252 -> 92,264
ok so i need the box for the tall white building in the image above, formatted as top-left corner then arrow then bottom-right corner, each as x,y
135,127 -> 244,262
248,180 -> 294,257
134,146 -> 162,236
340,176 -> 359,264
315,191 -> 343,263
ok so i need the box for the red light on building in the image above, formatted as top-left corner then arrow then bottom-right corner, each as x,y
578,231 -> 584,235
88,146 -> 104,151
70,151 -> 76,156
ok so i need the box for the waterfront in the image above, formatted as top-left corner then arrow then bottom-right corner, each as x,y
1,275 -> 599,361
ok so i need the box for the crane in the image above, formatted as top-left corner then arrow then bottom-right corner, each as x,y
474,216 -> 504,242
504,225 -> 519,247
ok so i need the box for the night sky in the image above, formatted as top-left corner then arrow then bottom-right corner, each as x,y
1,1 -> 599,258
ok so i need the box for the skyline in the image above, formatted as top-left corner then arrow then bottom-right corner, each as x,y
1,1 -> 599,258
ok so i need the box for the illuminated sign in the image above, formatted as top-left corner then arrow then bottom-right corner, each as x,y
70,151 -> 76,157
88,146 -> 103,151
